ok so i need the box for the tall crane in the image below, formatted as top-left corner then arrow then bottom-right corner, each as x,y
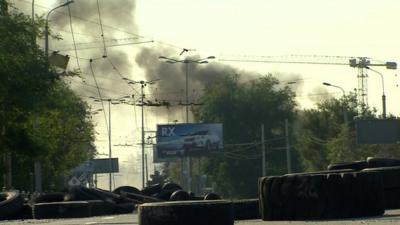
219,54 -> 397,111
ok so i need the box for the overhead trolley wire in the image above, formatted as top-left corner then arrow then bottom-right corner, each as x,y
17,0 -> 144,38
89,59 -> 109,135
96,0 -> 107,57
67,4 -> 81,72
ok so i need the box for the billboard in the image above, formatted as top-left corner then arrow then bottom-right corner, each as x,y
72,158 -> 119,174
156,123 -> 223,158
356,119 -> 400,144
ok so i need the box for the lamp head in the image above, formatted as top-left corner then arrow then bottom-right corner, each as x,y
322,82 -> 331,86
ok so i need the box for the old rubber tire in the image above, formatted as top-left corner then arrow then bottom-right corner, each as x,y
86,200 -> 115,216
113,186 -> 141,195
367,157 -> 400,168
231,199 -> 259,220
141,184 -> 162,196
362,166 -> 400,189
169,190 -> 190,201
287,169 -> 354,176
31,192 -> 65,203
204,192 -> 221,200
162,182 -> 182,192
258,176 -> 275,221
382,188 -> 400,209
114,202 -> 136,214
33,201 -> 91,219
139,200 -> 233,225
0,191 -> 24,219
327,161 -> 368,171
357,171 -> 385,215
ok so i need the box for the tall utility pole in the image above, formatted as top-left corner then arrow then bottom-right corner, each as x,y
285,119 -> 292,173
89,95 -> 130,191
261,124 -> 266,177
108,99 -> 112,191
159,55 -> 215,191
124,79 -> 159,189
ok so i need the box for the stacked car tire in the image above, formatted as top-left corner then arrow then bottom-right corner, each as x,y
259,170 -> 385,220
328,157 -> 400,210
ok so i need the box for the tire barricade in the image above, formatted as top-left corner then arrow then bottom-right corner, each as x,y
259,171 -> 385,220
139,200 -> 234,225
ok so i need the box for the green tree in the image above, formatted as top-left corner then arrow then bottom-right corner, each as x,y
187,74 -> 298,198
0,4 -> 95,191
294,92 -> 400,171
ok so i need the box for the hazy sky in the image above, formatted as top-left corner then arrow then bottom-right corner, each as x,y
11,0 -> 400,189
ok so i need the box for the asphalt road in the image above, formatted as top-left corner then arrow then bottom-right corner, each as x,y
3,210 -> 400,225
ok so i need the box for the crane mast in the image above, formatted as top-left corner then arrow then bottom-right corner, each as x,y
220,54 -> 397,113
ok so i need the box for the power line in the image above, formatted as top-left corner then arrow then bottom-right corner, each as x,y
96,0 -> 107,57
57,40 -> 154,52
16,0 -> 144,38
89,59 -> 109,135
67,4 -> 81,72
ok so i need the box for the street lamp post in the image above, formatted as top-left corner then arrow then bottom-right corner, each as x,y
159,55 -> 215,192
366,67 -> 386,118
123,79 -> 159,189
323,82 -> 348,124
45,1 -> 74,58
159,56 -> 215,123
90,95 -> 130,191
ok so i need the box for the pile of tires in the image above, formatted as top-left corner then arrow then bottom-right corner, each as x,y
328,157 -> 400,210
362,166 -> 400,209
139,200 -> 234,225
327,157 -> 400,171
259,170 -> 385,220
0,191 -> 24,220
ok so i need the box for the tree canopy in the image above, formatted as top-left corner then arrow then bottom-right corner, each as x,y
0,5 -> 95,191
189,74 -> 298,198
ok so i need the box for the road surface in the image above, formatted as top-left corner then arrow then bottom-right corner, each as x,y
3,210 -> 400,225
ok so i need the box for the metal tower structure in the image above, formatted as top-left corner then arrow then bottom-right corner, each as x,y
220,54 -> 397,112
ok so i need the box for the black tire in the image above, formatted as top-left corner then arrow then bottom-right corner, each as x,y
285,169 -> 354,176
279,175 -> 297,220
33,201 -> 91,219
382,188 -> 400,209
113,186 -> 141,195
357,171 -> 385,215
231,199 -> 259,220
170,190 -> 190,201
338,173 -> 357,218
258,176 -> 275,221
0,191 -> 24,219
327,161 -> 368,171
362,166 -> 400,189
31,192 -> 65,203
162,182 -> 182,192
3,203 -> 32,220
270,176 -> 285,220
86,200 -> 114,216
139,200 -> 233,225
204,192 -> 221,200
114,202 -> 136,214
367,157 -> 400,168
154,189 -> 175,201
141,184 -> 162,196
